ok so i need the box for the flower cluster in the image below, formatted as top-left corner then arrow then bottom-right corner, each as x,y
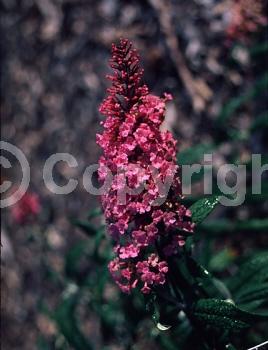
225,0 -> 267,42
97,39 -> 194,294
10,191 -> 41,224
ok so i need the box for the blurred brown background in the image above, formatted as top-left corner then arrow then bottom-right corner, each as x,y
1,0 -> 267,349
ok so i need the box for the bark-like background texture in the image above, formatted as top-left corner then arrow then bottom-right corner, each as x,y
1,0 -> 267,349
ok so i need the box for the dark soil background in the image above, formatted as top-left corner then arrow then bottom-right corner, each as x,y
1,0 -> 267,349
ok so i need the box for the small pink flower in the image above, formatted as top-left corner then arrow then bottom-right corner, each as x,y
119,244 -> 140,259
132,230 -> 147,245
141,283 -> 151,294
121,268 -> 132,280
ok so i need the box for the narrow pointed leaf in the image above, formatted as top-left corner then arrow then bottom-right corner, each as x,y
236,283 -> 268,304
227,252 -> 268,293
72,219 -> 97,236
189,195 -> 222,225
54,292 -> 93,350
178,143 -> 214,165
193,299 -> 267,331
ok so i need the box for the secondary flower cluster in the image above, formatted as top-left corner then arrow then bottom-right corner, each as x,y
10,191 -> 41,224
97,39 -> 194,294
225,0 -> 267,42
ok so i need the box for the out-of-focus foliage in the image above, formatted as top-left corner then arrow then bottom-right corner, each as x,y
1,0 -> 267,349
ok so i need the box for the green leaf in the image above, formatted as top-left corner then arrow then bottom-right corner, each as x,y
198,219 -> 268,235
87,207 -> 102,219
249,42 -> 268,56
65,241 -> 90,279
236,283 -> 268,304
211,278 -> 232,300
238,299 -> 268,312
72,219 -> 97,236
98,303 -> 125,334
193,299 -> 248,330
37,337 -> 51,350
178,143 -> 214,165
228,252 -> 268,293
208,248 -> 236,272
250,111 -> 268,132
217,72 -> 268,125
189,195 -> 221,225
54,291 -> 93,350
182,180 -> 268,205
186,257 -> 232,299
193,299 -> 267,331
186,256 -> 212,279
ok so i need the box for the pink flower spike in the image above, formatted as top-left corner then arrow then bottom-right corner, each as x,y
97,38 -> 194,294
